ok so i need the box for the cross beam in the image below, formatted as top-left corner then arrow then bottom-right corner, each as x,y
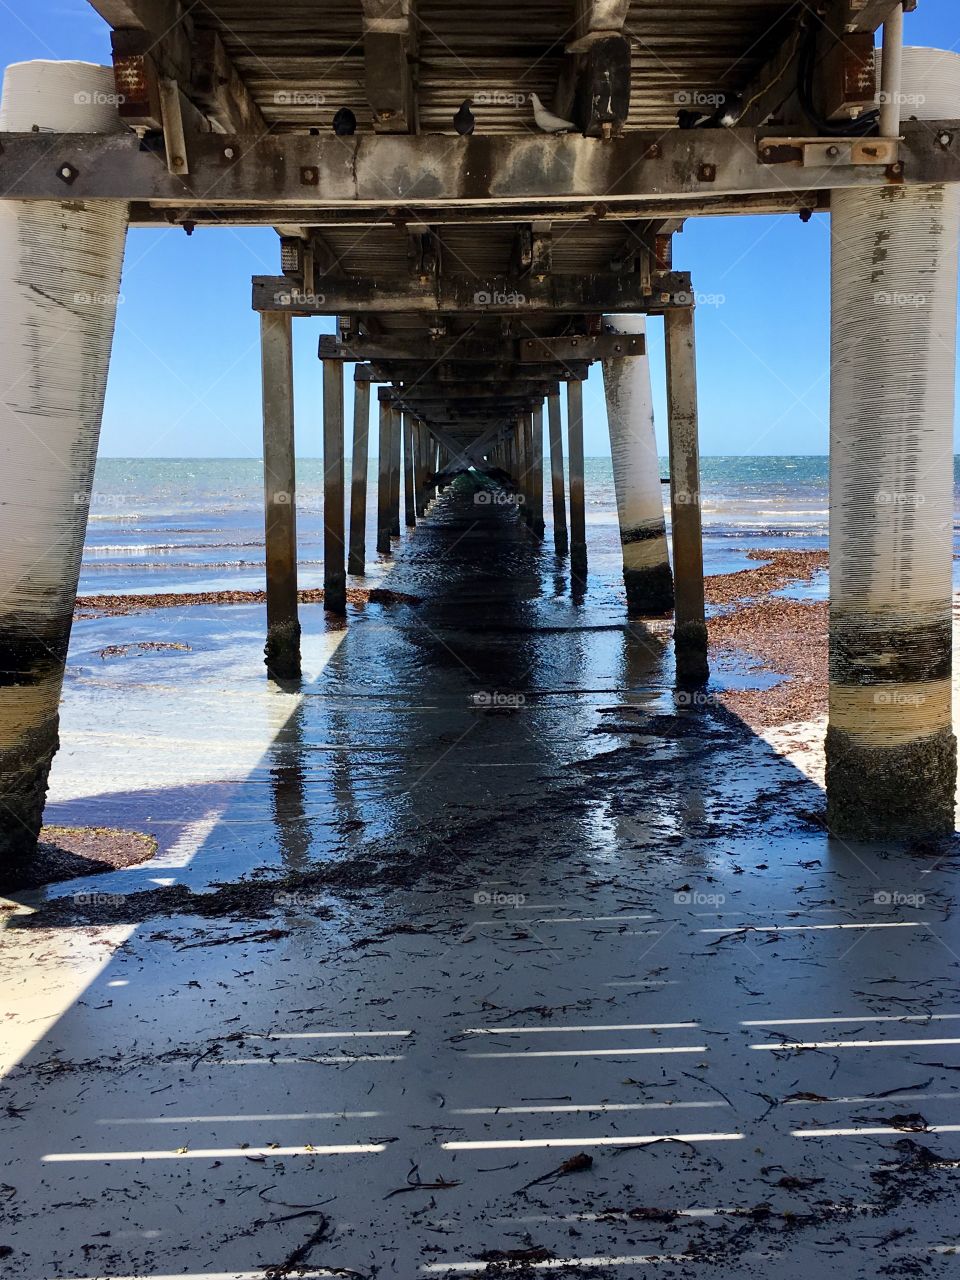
1,123 -> 956,207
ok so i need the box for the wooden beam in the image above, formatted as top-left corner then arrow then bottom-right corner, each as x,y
665,307 -> 707,688
4,127 -> 952,207
547,387 -> 568,556
376,392 -> 392,555
191,29 -> 268,135
362,0 -> 416,134
348,375 -> 371,576
567,0 -> 631,51
566,379 -> 586,579
322,358 -> 347,614
260,312 -> 300,680
255,272 -> 691,316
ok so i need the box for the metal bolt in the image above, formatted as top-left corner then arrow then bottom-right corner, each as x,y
172,155 -> 185,168
223,146 -> 236,160
57,163 -> 78,184
938,131 -> 953,148
827,145 -> 840,158
761,146 -> 773,159
659,292 -> 670,304
698,163 -> 716,182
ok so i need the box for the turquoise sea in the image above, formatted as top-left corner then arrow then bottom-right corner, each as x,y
80,455 -> 950,599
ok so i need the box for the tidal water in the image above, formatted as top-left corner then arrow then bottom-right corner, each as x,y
79,455 -> 956,600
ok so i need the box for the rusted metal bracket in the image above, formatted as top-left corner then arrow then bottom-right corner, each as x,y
758,136 -> 899,168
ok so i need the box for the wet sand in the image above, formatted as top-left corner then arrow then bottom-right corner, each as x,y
3,496 -> 960,1278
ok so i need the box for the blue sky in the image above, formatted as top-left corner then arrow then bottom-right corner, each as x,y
1,1 -> 957,456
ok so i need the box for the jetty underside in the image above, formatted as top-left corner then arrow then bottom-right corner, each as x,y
2,3 -> 960,1272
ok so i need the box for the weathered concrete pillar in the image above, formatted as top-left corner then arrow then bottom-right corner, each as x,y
0,62 -> 128,861
403,412 -> 417,528
665,307 -> 708,687
376,391 -> 392,555
566,379 -> 587,579
603,315 -> 674,615
261,312 -> 300,679
531,403 -> 545,537
547,387 -> 568,555
827,183 -> 959,837
322,358 -> 346,614
389,404 -> 402,537
347,372 -> 371,576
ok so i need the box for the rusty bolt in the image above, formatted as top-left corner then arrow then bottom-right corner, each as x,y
57,162 -> 78,184
659,292 -> 670,304
300,166 -> 319,185
827,145 -> 840,158
698,163 -> 716,182
644,143 -> 661,159
761,146 -> 774,159
172,155 -> 185,169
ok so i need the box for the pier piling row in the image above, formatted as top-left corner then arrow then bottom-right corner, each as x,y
0,3 -> 959,848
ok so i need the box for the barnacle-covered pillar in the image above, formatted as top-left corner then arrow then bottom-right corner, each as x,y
0,62 -> 128,862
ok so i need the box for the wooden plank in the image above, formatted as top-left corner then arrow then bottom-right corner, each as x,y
348,375 -> 371,576
191,29 -> 268,135
664,307 -> 708,687
260,312 -> 300,680
362,0 -> 416,133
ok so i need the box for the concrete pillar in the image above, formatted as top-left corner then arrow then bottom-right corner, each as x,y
0,62 -> 128,861
531,403 -> 545,537
389,405 -> 402,537
403,412 -> 417,528
665,308 -> 708,687
827,182 -> 959,838
602,315 -> 674,615
347,372 -> 370,576
566,379 -> 587,579
376,391 -> 392,555
547,387 -> 568,555
261,312 -> 300,679
322,358 -> 346,614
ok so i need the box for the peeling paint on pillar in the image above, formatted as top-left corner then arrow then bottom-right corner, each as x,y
0,62 -> 128,861
602,314 -> 674,615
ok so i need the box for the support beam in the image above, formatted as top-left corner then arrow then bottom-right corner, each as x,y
602,315 -> 674,615
664,308 -> 707,687
530,402 -> 545,537
547,387 -> 568,556
6,126 -> 953,207
0,61 -> 129,864
376,391 -> 392,554
402,412 -> 417,528
322,358 -> 347,614
261,311 -> 300,679
827,179 -> 959,839
348,372 -> 371,576
566,379 -> 587,580
389,403 -> 402,537
362,0 -> 416,134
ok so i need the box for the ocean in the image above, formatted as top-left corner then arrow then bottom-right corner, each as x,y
80,455 -> 953,600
